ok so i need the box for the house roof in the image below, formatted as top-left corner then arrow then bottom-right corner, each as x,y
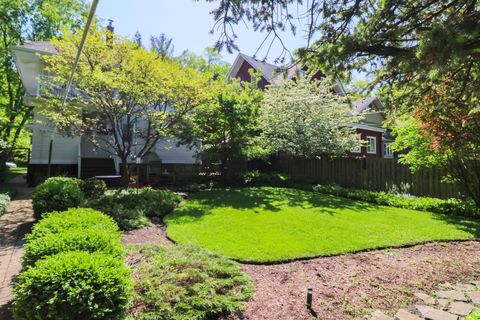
352,96 -> 385,114
13,41 -> 58,54
236,53 -> 280,81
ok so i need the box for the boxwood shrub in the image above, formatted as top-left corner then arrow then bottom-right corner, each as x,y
313,183 -> 479,217
32,177 -> 84,219
28,208 -> 119,240
22,227 -> 123,267
13,251 -> 133,320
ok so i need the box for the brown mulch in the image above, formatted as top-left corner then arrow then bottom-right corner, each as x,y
236,241 -> 480,320
121,217 -> 173,246
121,223 -> 480,320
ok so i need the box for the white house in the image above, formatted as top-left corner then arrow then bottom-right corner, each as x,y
11,41 -> 199,185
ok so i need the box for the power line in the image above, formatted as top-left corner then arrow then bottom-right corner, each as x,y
62,0 -> 100,108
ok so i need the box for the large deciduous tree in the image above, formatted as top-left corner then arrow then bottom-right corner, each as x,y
259,76 -> 362,157
179,74 -> 262,181
39,27 -> 212,183
204,0 -> 480,204
0,0 -> 87,151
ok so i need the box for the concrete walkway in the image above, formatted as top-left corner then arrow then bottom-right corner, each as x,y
0,186 -> 35,319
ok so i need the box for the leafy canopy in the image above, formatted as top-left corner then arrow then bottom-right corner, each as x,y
39,26 -> 212,180
259,76 -> 362,157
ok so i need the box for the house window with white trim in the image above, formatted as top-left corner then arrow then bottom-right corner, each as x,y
366,136 -> 377,154
383,142 -> 393,158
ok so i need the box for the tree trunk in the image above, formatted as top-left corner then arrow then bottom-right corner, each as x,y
120,157 -> 130,188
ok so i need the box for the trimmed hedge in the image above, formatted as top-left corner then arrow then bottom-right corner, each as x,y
22,227 -> 123,267
28,208 -> 119,240
313,183 -> 479,217
13,251 -> 132,320
32,177 -> 84,219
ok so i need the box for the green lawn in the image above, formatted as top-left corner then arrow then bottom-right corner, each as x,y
6,166 -> 27,182
165,187 -> 480,262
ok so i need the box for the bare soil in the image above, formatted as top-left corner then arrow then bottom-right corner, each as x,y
123,223 -> 480,320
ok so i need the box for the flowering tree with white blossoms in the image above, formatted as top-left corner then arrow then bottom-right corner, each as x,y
259,77 -> 363,158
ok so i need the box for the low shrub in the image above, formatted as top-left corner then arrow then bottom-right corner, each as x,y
85,196 -> 150,230
127,244 -> 254,320
313,183 -> 480,217
32,177 -> 84,219
467,307 -> 480,320
0,193 -> 10,216
28,208 -> 119,240
13,251 -> 133,320
23,227 -> 123,267
243,170 -> 292,187
85,188 -> 181,230
80,177 -> 107,199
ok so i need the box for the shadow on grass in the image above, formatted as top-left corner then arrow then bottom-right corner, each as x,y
431,214 -> 480,238
168,187 -> 480,240
167,187 -> 381,224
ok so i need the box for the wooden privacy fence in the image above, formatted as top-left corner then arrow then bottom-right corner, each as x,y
273,155 -> 463,199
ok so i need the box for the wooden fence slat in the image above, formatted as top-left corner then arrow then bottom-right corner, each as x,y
273,155 -> 462,199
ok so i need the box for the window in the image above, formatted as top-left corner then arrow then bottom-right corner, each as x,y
366,136 -> 377,154
384,143 -> 393,158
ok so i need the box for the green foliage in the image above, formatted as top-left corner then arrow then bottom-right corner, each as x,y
85,188 -> 181,230
206,0 -> 480,205
467,307 -> 480,320
23,227 -> 123,267
40,27 -> 212,183
177,47 -> 231,79
0,193 -> 10,216
166,187 -> 480,262
391,116 -> 449,170
128,244 -> 254,320
28,208 -> 119,240
243,170 -> 291,187
13,251 -> 133,320
80,177 -> 107,199
0,0 -> 87,150
32,177 -> 84,219
179,76 -> 262,182
259,76 -> 362,157
312,184 -> 479,218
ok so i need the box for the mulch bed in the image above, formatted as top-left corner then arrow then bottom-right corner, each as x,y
122,224 -> 480,320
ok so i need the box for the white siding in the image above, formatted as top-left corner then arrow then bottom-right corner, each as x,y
155,138 -> 199,164
30,114 -> 79,164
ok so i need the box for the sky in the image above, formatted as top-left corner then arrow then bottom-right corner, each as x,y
94,0 -> 309,65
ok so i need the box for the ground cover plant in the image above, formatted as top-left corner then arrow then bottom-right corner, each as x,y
165,187 -> 480,262
127,244 -> 253,320
313,183 -> 479,218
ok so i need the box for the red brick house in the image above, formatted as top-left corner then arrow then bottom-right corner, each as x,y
228,53 -> 394,159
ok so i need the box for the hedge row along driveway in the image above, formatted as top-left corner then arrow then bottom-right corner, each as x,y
165,187 -> 480,263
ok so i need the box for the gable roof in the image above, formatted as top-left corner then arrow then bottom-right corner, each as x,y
228,53 -> 280,81
12,41 -> 58,54
352,96 -> 385,114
